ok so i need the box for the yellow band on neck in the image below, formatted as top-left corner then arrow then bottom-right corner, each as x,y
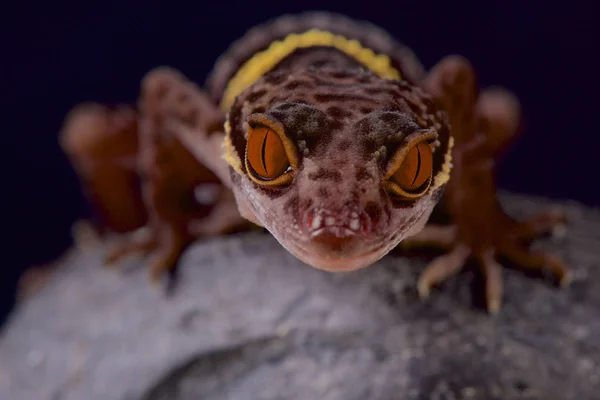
220,29 -> 403,111
430,136 -> 454,193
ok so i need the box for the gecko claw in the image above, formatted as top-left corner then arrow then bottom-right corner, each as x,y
417,281 -> 431,300
559,270 -> 573,288
487,299 -> 501,315
148,272 -> 162,287
552,224 -> 568,239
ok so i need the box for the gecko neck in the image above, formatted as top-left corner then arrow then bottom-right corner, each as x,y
217,29 -> 403,112
266,47 -> 365,75
206,12 -> 426,109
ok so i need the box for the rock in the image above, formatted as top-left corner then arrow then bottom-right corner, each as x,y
1,192 -> 599,400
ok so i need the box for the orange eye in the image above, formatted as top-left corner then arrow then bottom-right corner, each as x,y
246,126 -> 290,180
391,141 -> 433,193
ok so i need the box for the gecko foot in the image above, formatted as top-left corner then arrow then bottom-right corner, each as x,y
416,246 -> 505,314
407,217 -> 570,313
104,236 -> 158,266
103,227 -> 191,288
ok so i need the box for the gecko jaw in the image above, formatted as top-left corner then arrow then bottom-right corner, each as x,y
277,199 -> 438,272
284,239 -> 390,272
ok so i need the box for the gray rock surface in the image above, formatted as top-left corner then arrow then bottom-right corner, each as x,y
1,193 -> 599,400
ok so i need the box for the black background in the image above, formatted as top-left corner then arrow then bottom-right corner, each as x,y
2,0 -> 598,325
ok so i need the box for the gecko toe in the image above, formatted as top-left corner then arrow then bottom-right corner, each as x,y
104,237 -> 157,267
501,242 -> 570,285
416,244 -> 470,298
479,250 -> 504,314
514,209 -> 568,242
147,237 -> 188,285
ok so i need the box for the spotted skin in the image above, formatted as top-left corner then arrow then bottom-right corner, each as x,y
61,12 -> 569,312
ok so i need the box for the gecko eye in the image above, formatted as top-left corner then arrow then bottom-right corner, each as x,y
245,116 -> 297,187
247,126 -> 289,179
392,141 -> 433,192
384,135 -> 435,199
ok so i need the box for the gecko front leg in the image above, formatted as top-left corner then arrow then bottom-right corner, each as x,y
60,103 -> 148,235
62,68 -> 249,285
121,67 -> 248,283
404,56 -> 570,313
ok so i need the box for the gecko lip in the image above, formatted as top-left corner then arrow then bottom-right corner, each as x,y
301,206 -> 373,254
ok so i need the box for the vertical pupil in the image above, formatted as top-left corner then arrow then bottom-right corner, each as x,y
260,131 -> 269,174
411,145 -> 422,188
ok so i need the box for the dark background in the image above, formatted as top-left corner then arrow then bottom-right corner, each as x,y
2,0 -> 598,325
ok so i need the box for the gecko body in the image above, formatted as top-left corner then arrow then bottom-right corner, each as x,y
61,12 -> 569,312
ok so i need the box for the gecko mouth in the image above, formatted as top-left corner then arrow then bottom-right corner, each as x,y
294,205 -> 379,267
304,206 -> 372,235
279,209 -> 432,272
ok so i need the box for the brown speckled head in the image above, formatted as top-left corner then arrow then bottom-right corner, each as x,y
224,65 -> 452,271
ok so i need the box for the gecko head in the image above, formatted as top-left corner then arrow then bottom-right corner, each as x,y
225,67 -> 453,272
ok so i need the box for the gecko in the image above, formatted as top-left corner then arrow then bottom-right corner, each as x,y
60,12 -> 569,312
